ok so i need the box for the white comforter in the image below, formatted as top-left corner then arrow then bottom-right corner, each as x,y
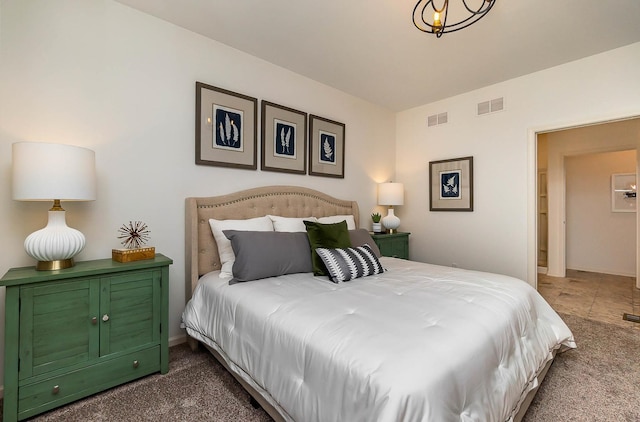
182,258 -> 575,422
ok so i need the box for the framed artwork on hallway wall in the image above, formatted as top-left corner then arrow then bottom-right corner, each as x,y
429,156 -> 474,211
195,81 -> 258,170
611,173 -> 636,212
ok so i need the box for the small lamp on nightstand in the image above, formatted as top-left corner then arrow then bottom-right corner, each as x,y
378,182 -> 404,234
12,142 -> 97,270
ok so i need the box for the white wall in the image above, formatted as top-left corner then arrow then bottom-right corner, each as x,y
565,150 -> 636,276
0,0 -> 396,388
396,41 -> 640,283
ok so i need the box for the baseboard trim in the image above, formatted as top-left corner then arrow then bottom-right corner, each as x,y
169,334 -> 187,347
567,267 -> 635,278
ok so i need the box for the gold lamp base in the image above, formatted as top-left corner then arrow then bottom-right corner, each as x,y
36,258 -> 75,271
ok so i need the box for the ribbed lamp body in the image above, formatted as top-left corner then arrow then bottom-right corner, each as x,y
381,208 -> 401,232
24,210 -> 86,261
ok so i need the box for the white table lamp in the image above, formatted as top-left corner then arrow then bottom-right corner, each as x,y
378,182 -> 404,233
12,142 -> 96,270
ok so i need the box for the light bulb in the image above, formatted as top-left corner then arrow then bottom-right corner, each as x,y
433,11 -> 442,32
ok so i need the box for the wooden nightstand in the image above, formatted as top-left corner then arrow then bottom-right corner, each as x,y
0,254 -> 172,422
372,232 -> 410,259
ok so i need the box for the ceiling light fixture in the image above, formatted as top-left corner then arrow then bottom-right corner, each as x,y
412,0 -> 496,38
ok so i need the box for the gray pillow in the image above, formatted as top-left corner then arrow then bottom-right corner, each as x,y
349,228 -> 382,257
223,230 -> 313,284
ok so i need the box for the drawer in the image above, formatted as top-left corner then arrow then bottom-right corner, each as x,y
18,346 -> 160,420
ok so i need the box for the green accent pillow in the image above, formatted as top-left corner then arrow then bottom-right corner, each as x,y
304,220 -> 352,276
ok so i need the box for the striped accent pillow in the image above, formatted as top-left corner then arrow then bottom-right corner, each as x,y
315,244 -> 385,283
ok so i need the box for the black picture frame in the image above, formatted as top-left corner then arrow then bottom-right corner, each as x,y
429,156 -> 474,211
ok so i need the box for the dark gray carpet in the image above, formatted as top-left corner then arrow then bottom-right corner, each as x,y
9,313 -> 638,421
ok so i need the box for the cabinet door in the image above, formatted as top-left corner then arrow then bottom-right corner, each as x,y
99,269 -> 161,356
377,235 -> 409,259
19,279 -> 100,379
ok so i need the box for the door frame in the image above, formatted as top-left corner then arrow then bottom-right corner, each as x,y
527,113 -> 640,289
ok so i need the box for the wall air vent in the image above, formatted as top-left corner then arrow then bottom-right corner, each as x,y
491,97 -> 504,112
477,101 -> 491,115
477,97 -> 504,116
427,112 -> 448,127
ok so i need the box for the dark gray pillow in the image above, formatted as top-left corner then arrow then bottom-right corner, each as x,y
349,228 -> 382,257
223,230 -> 313,284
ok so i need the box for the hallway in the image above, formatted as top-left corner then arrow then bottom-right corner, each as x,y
538,270 -> 640,330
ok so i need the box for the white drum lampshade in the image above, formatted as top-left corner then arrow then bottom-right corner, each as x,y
12,142 -> 96,270
378,182 -> 404,233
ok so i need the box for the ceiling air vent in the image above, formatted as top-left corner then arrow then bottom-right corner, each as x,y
427,112 -> 448,127
477,97 -> 504,116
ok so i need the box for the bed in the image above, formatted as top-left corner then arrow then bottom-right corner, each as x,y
182,185 -> 575,422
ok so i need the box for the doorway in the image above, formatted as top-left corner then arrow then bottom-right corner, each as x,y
528,116 -> 640,290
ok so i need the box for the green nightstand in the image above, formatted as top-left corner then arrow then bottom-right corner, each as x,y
0,254 -> 172,422
371,232 -> 410,259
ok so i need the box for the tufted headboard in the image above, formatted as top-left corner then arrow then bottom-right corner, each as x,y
185,185 -> 360,300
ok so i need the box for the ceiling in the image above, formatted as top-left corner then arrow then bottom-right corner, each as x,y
115,0 -> 640,111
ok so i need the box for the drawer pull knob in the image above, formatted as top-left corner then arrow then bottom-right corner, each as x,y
52,385 -> 60,394
102,314 -> 110,322
133,360 -> 139,368
91,317 -> 97,325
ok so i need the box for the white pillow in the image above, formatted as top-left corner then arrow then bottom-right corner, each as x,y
316,214 -> 356,230
268,215 -> 318,232
208,216 -> 274,278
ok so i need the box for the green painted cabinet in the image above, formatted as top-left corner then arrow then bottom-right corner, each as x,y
372,232 -> 410,259
0,254 -> 172,421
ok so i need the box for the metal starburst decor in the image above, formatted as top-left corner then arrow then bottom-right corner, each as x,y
117,221 -> 151,249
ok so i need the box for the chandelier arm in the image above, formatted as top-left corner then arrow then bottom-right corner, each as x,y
411,1 -> 428,31
441,13 -> 486,30
433,0 -> 447,14
462,0 -> 494,15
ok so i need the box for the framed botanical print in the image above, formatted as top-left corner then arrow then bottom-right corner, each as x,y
308,114 -> 345,178
195,81 -> 258,169
261,101 -> 307,174
429,156 -> 474,211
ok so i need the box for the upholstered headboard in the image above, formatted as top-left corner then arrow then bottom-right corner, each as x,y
185,185 -> 360,300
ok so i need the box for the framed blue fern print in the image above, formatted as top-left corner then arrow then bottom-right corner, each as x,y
213,105 -> 243,151
429,156 -> 473,211
261,101 -> 307,174
195,82 -> 257,169
440,170 -> 461,198
319,131 -> 336,164
274,119 -> 295,158
309,115 -> 345,178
